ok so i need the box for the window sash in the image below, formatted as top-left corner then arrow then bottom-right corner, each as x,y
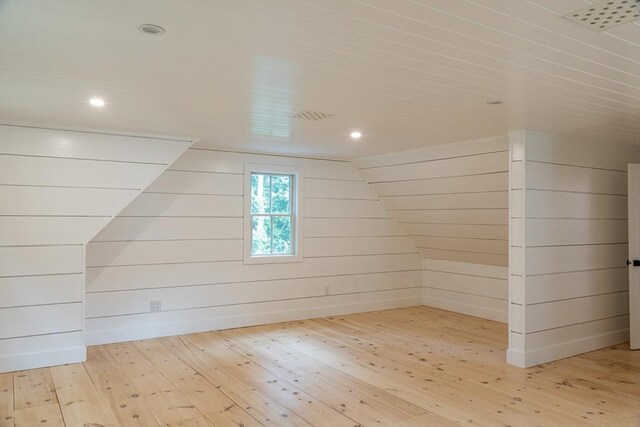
250,172 -> 295,256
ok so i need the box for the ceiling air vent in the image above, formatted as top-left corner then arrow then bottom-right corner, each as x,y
562,0 -> 640,31
292,110 -> 335,121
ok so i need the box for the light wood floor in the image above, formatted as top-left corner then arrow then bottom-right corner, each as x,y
1,306 -> 638,427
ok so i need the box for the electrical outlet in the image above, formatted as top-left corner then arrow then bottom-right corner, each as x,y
150,300 -> 161,312
324,286 -> 330,296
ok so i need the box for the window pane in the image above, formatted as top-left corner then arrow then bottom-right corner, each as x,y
251,173 -> 270,214
251,215 -> 272,255
272,216 -> 292,254
270,174 -> 291,214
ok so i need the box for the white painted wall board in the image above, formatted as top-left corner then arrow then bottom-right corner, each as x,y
525,268 -> 628,305
0,245 -> 83,277
0,125 -> 191,163
359,151 -> 508,182
522,218 -> 628,246
304,236 -> 417,257
383,191 -> 507,210
118,193 -> 243,217
92,217 -> 244,241
305,198 -> 391,218
525,244 -> 628,276
145,170 -> 243,195
304,218 -> 406,237
86,239 -> 244,267
510,190 -> 627,219
525,161 -> 627,195
171,149 -> 360,180
0,217 -> 112,246
525,292 -> 629,334
392,209 -> 507,225
402,223 -> 508,240
0,186 -> 139,216
523,132 -> 639,171
411,236 -> 507,255
0,303 -> 83,339
305,178 -> 376,200
354,136 -> 508,169
419,248 -> 508,267
0,154 -> 165,189
0,274 -> 83,308
370,172 -> 508,197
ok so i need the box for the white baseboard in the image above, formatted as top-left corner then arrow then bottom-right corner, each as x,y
507,329 -> 629,368
506,348 -> 526,367
87,296 -> 421,345
422,295 -> 507,323
0,346 -> 86,373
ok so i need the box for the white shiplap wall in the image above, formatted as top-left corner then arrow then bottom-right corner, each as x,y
85,148 -> 423,345
355,136 -> 509,322
0,124 -> 191,372
508,130 -> 640,368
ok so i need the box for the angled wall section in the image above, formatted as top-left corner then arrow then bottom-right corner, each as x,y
354,136 -> 510,322
0,124 -> 192,372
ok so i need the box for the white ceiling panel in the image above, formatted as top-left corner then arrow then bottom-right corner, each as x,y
0,0 -> 638,158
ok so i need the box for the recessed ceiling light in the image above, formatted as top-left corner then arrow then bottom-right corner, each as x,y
89,97 -> 105,107
486,100 -> 504,105
350,130 -> 363,140
138,24 -> 166,35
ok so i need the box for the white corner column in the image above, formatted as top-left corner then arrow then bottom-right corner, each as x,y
507,130 -> 638,368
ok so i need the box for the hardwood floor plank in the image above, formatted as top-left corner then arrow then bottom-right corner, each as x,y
132,338 -> 262,427
104,342 -> 211,426
14,404 -> 64,427
0,373 -> 13,427
49,363 -> 120,427
13,368 -> 58,410
162,335 -> 314,427
83,345 -> 163,426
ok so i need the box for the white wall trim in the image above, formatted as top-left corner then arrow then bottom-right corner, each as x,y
0,346 -> 86,373
86,295 -> 421,345
509,329 -> 629,368
516,129 -> 640,151
354,134 -> 508,164
191,145 -> 349,163
0,121 -> 196,144
421,295 -> 507,323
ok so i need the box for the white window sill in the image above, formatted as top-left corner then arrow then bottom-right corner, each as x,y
243,253 -> 303,265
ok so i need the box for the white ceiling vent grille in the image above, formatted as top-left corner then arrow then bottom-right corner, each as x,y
562,0 -> 640,31
292,110 -> 335,121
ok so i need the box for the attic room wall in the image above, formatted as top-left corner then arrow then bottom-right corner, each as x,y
0,124 -> 191,372
354,136 -> 509,322
508,130 -> 640,367
84,147 -> 422,345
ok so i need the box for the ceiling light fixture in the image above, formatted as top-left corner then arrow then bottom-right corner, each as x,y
138,24 -> 166,35
486,100 -> 504,105
89,97 -> 106,107
350,130 -> 363,140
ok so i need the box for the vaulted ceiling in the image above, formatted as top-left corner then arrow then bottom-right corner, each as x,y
0,0 -> 638,158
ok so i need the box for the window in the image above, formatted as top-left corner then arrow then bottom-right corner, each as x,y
244,164 -> 303,263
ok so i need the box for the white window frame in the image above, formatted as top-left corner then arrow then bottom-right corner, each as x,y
243,163 -> 304,264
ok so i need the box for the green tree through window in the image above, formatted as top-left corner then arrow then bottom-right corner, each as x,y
250,173 -> 293,255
